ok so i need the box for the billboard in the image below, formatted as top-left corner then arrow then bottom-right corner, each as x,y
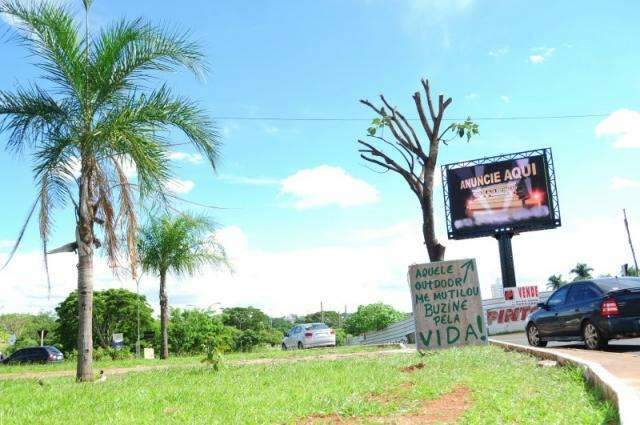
442,148 -> 561,239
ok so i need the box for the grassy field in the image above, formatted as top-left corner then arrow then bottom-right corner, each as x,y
0,345 -> 394,375
0,346 -> 617,424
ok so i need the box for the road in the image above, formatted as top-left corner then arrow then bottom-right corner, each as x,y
492,332 -> 640,356
492,332 -> 640,393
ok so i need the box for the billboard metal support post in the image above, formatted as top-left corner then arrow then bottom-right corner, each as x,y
495,231 -> 516,288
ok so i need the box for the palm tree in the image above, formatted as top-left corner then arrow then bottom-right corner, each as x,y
546,274 -> 565,291
570,263 -> 594,281
0,1 -> 218,380
138,214 -> 228,359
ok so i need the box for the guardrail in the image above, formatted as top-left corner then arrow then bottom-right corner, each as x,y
347,291 -> 552,345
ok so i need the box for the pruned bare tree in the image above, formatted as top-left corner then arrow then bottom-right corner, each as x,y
358,78 -> 478,262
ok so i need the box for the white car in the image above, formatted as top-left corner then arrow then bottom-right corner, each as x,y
282,323 -> 336,350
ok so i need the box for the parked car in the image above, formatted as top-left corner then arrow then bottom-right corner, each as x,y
282,323 -> 336,350
1,346 -> 64,365
526,277 -> 640,350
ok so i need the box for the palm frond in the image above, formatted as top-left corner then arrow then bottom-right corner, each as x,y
0,198 -> 38,271
91,18 -> 206,107
0,0 -> 85,99
0,85 -> 72,153
137,213 -> 229,278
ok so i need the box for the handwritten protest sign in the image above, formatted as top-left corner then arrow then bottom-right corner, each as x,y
408,258 -> 487,350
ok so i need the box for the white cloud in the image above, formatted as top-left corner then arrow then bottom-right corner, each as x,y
280,165 -> 379,209
500,95 -> 510,103
218,174 -> 279,186
528,47 -> 555,64
488,46 -> 509,57
596,109 -> 640,148
611,177 -> 640,190
465,93 -> 479,101
0,240 -> 15,250
169,151 -> 204,164
528,54 -> 545,64
165,178 -> 195,194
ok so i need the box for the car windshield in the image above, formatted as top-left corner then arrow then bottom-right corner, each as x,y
596,278 -> 640,292
45,347 -> 62,355
308,323 -> 328,330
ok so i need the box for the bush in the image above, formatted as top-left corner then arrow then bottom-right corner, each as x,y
169,309 -> 236,355
235,329 -> 260,352
334,328 -> 347,346
344,303 -> 406,336
93,347 -> 133,361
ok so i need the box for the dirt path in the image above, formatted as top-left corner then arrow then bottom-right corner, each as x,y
0,348 -> 415,381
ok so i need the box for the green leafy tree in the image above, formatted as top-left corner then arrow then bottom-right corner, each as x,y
138,214 -> 228,359
0,0 -> 218,380
358,79 -> 478,261
546,274 -> 565,291
301,311 -> 341,328
168,308 -> 236,354
55,289 -> 154,353
222,307 -> 269,331
270,317 -> 294,334
626,266 -> 638,277
571,263 -> 594,281
0,313 -> 57,351
344,303 -> 405,336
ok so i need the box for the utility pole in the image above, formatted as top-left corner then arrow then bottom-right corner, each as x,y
624,209 -> 639,272
320,301 -> 324,323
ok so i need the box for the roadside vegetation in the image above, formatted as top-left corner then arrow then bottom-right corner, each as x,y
0,346 -> 617,424
0,297 -> 408,362
546,262 -> 638,290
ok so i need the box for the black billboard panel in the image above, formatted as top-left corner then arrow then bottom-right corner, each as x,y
442,148 -> 561,239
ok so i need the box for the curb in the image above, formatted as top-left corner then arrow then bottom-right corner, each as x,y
489,339 -> 640,424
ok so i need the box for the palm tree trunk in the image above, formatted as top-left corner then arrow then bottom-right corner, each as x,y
76,171 -> 94,381
159,270 -> 169,359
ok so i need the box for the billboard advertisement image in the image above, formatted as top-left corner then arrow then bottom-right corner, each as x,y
442,148 -> 560,239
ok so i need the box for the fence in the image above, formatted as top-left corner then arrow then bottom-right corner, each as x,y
347,291 -> 552,345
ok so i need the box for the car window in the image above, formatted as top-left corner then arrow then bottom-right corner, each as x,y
311,324 -> 328,330
46,346 -> 62,355
595,278 -> 640,292
547,285 -> 570,306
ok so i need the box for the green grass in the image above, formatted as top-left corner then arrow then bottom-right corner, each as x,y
0,346 -> 617,424
0,345 -> 396,375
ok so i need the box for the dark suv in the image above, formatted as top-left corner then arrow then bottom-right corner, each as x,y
1,346 -> 64,365
526,277 -> 640,350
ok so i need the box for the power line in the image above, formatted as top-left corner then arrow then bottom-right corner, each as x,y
210,113 -> 609,122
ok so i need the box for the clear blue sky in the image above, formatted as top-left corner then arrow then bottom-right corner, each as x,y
1,0 -> 639,315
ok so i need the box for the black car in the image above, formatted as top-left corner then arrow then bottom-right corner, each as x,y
1,346 -> 64,365
526,277 -> 640,350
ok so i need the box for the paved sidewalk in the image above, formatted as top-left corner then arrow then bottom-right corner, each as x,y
493,332 -> 640,393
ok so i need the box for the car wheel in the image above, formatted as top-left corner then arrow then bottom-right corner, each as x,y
297,341 -> 304,350
526,323 -> 547,347
582,321 -> 608,350
281,343 -> 287,351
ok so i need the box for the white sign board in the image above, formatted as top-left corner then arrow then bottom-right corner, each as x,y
408,258 -> 487,350
503,285 -> 539,305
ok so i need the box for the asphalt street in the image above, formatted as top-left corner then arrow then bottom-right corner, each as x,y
492,332 -> 640,356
